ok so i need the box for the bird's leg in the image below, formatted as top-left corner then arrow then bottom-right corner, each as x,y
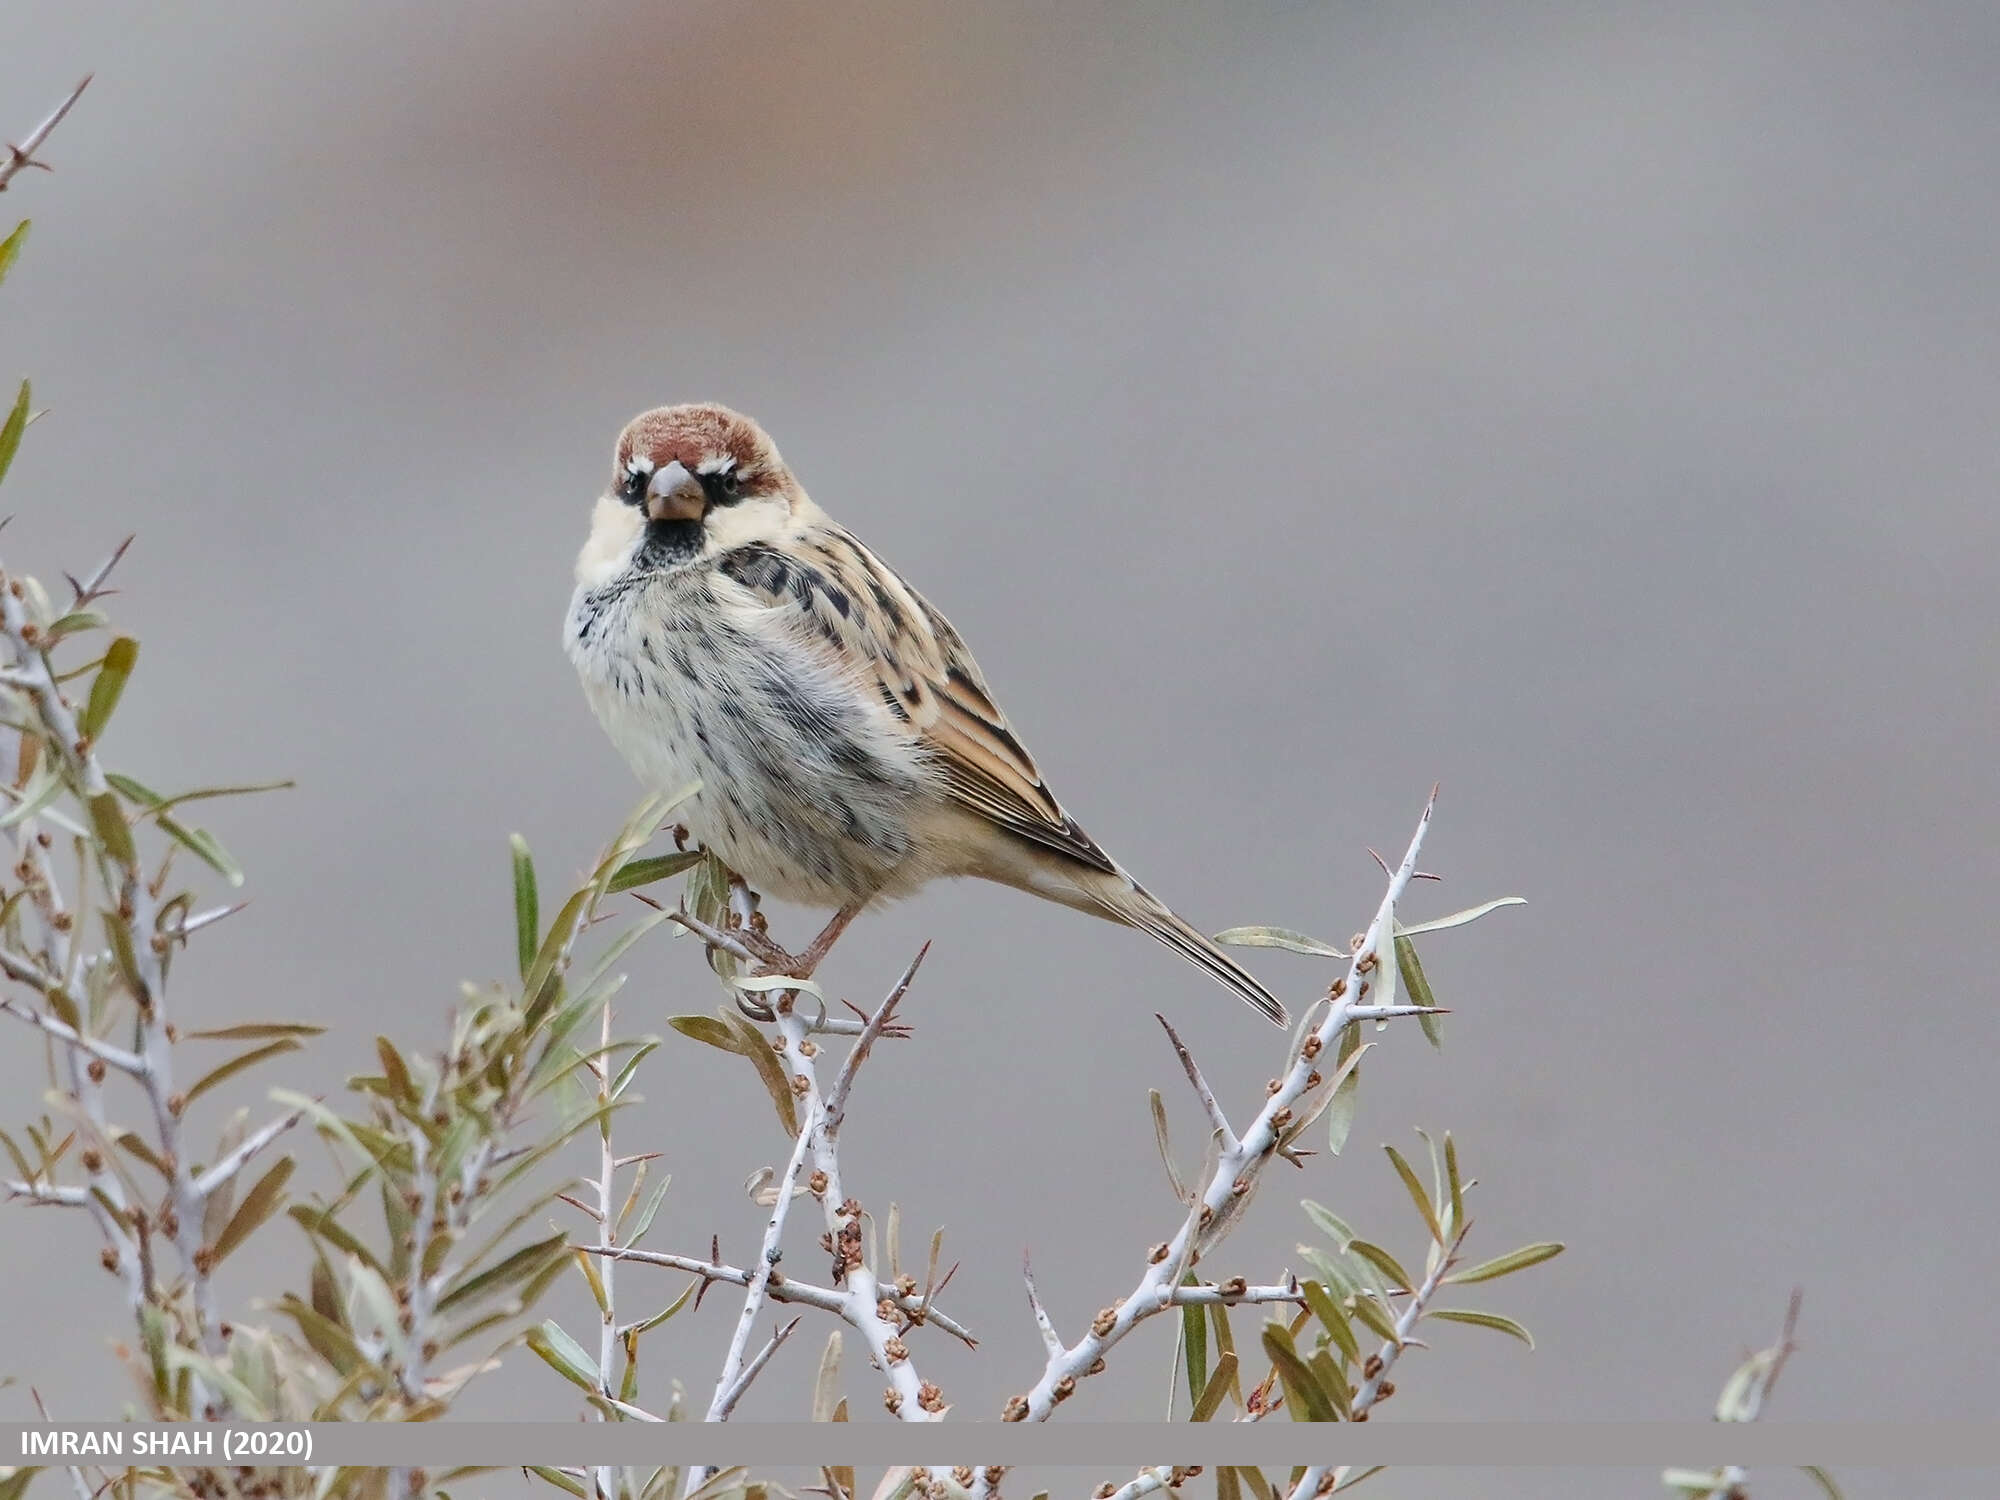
791,901 -> 862,978
747,901 -> 864,982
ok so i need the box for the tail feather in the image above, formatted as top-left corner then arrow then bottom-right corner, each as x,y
1105,885 -> 1290,1027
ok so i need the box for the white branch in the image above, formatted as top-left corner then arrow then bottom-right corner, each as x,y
191,1108 -> 303,1198
1348,1224 -> 1460,1419
0,994 -> 147,1074
1022,1255 -> 1065,1359
1006,791 -> 1437,1421
5,1178 -> 86,1206
712,1314 -> 803,1420
584,1244 -> 977,1345
705,1097 -> 818,1418
684,941 -> 937,1491
0,76 -> 91,192
1,551 -> 226,1383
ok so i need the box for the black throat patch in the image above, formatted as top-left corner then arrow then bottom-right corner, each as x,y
636,517 -> 704,570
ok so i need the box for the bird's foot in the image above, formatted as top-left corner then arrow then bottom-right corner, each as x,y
745,902 -> 863,985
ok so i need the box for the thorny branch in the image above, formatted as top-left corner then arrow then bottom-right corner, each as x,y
1004,792 -> 1439,1421
0,533 -> 288,1410
0,76 -> 90,193
671,925 -> 950,1490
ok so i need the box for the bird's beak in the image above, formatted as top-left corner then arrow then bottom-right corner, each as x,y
645,460 -> 707,524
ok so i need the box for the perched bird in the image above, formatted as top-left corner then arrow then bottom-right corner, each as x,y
564,403 -> 1287,1025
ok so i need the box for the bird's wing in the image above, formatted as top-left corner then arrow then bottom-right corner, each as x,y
716,532 -> 1118,874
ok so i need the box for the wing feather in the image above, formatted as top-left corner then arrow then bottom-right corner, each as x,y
717,534 -> 1118,875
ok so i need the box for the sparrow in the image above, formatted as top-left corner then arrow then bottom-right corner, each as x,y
564,403 -> 1287,1025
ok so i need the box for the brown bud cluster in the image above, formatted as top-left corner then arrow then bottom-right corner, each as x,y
916,1380 -> 944,1413
1001,1394 -> 1029,1422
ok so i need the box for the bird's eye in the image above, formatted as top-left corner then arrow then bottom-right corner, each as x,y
704,467 -> 745,506
620,464 -> 651,504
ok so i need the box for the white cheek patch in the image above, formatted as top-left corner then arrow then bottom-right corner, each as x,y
699,494 -> 787,553
575,494 -> 644,587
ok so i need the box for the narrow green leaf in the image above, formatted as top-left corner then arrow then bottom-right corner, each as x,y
1346,1292 -> 1400,1346
86,790 -> 136,867
625,1169 -> 674,1247
1443,1132 -> 1465,1237
0,220 -> 28,286
374,1035 -> 417,1105
0,758 -> 62,829
186,1021 -> 325,1041
527,1468 -> 588,1498
1799,1467 -> 1845,1500
1207,1301 -> 1244,1408
1448,1242 -> 1565,1284
606,848 -> 705,893
0,380 -> 28,487
1213,1465 -> 1243,1500
1211,925 -> 1345,957
629,1275 -> 698,1337
1301,1200 -> 1358,1253
79,637 -> 138,742
1181,1272 -> 1207,1411
1189,1349 -> 1237,1421
730,972 -> 823,999
1332,1468 -> 1385,1493
1260,1322 -> 1336,1421
155,811 -> 245,887
1301,1280 -> 1360,1368
1428,1308 -> 1535,1346
811,1329 -> 843,1422
1308,1346 -> 1352,1419
286,1203 -> 387,1279
1384,1144 -> 1443,1245
44,608 -> 109,644
1394,934 -> 1444,1049
510,834 -> 538,981
719,1006 -> 801,1138
184,1038 -> 301,1107
1151,1089 -> 1185,1203
210,1156 -> 294,1264
525,1319 -> 602,1392
1394,896 -> 1526,937
1325,1025 -> 1364,1155
438,1230 -> 571,1313
1346,1239 -> 1414,1293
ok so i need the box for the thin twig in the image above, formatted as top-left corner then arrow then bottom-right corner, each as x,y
585,1244 -> 977,1346
0,994 -> 146,1074
712,1315 -> 803,1420
191,1108 -> 303,1198
705,1099 -> 819,1417
1155,1014 -> 1237,1152
0,76 -> 92,193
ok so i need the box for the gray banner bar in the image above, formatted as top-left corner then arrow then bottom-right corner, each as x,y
5,1423 -> 1995,1469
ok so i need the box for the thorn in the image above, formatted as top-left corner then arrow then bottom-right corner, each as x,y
692,1233 -> 721,1311
1366,847 -> 1390,876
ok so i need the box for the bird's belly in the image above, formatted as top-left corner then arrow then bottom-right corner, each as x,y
567,583 -> 928,910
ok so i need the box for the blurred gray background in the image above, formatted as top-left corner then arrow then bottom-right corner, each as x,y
2,1 -> 1995,1494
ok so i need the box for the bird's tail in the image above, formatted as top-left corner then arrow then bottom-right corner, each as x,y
1098,882 -> 1290,1027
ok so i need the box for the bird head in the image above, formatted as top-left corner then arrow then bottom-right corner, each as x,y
576,403 -> 804,586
